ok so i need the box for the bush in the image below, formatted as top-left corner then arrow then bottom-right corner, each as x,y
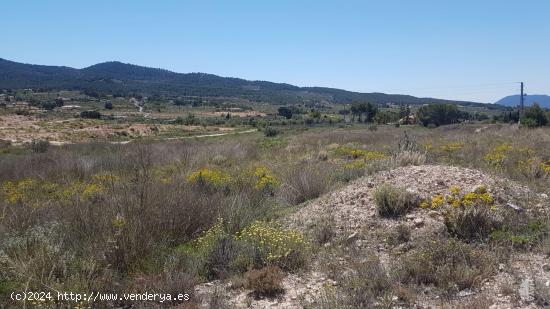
244,266 -> 284,298
445,206 -> 498,241
520,103 -> 548,128
80,110 -> 101,119
374,184 -> 418,218
236,221 -> 307,271
490,214 -> 549,250
174,114 -> 198,125
311,216 -> 335,246
442,186 -> 499,241
264,127 -> 279,137
315,255 -> 392,308
178,219 -> 307,280
388,224 -> 411,246
277,106 -> 293,119
30,140 -> 50,153
396,239 -> 495,294
187,167 -> 232,191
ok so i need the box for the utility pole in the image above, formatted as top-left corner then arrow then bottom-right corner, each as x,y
520,82 -> 524,114
517,82 -> 524,125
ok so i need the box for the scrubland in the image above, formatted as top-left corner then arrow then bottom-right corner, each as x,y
0,123 -> 549,308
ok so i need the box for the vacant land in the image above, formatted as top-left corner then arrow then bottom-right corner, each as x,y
0,91 -> 549,308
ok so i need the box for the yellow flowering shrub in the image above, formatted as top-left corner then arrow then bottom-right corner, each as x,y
420,194 -> 445,209
187,167 -> 232,188
443,186 -> 498,240
484,143 -> 512,167
343,159 -> 367,170
177,218 -> 308,278
336,146 -> 388,173
517,157 -> 550,179
439,142 -> 464,152
1,176 -> 108,207
420,185 -> 495,211
192,217 -> 226,250
251,166 -> 280,192
335,146 -> 387,161
236,221 -> 307,266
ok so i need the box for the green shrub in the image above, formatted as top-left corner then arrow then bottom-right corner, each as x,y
388,224 -> 411,246
490,216 -> 549,250
30,139 -> 50,153
443,187 -> 499,241
396,239 -> 495,294
311,216 -> 335,246
264,127 -> 279,137
314,255 -> 392,308
374,184 -> 418,218
520,103 -> 548,128
445,206 -> 498,241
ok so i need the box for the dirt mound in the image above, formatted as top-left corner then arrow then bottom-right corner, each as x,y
290,165 -> 543,236
195,165 -> 549,308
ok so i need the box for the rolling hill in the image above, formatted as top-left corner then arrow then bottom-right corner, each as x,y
495,95 -> 550,108
0,58 -> 487,106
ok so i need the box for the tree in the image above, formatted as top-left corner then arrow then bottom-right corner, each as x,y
521,103 -> 548,127
416,103 -> 467,127
350,102 -> 377,122
350,103 -> 361,122
55,98 -> 64,107
374,110 -> 400,124
399,105 -> 408,118
364,102 -> 378,123
277,106 -> 293,119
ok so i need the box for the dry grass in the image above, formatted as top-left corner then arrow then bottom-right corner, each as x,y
374,184 -> 419,218
1,124 -> 550,306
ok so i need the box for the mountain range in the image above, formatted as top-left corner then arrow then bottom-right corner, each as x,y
0,58 -> 488,107
495,95 -> 550,108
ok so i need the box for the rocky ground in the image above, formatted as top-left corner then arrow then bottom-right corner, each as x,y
194,165 -> 550,308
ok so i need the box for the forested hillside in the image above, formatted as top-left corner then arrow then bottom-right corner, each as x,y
0,58 -> 488,106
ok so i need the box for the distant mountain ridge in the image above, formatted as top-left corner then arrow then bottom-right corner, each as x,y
0,58 -> 487,106
495,95 -> 550,108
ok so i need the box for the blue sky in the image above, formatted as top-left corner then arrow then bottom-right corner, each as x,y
1,0 -> 549,103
